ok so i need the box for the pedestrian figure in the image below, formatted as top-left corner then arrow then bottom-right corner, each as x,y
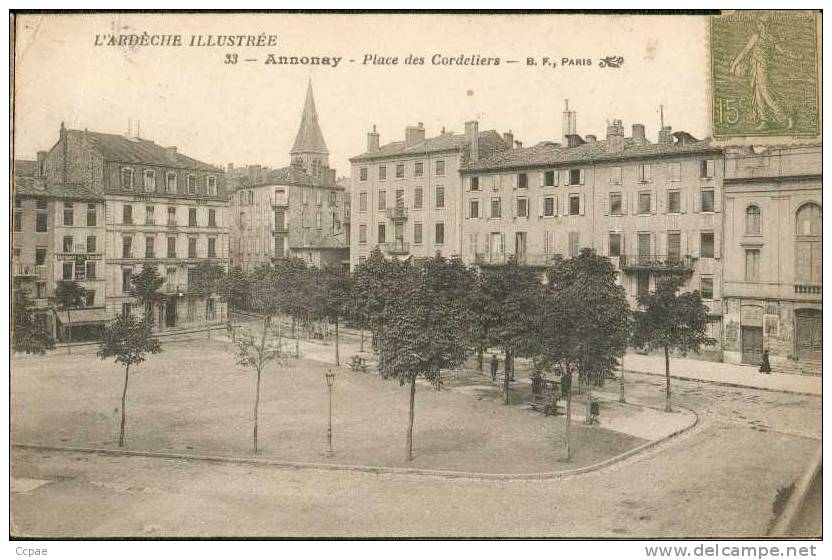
490,354 -> 499,381
759,350 -> 772,374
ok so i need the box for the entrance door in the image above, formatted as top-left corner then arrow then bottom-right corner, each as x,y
490,232 -> 503,263
165,300 -> 177,328
515,232 -> 527,263
795,309 -> 821,362
741,326 -> 763,365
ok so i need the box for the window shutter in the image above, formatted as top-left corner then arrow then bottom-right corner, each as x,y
465,177 -> 470,192
651,188 -> 657,214
658,232 -> 665,256
486,233 -> 491,256
680,231 -> 688,256
680,190 -> 688,213
538,172 -> 544,187
579,193 -> 585,216
464,199 -> 470,219
691,232 -> 700,257
631,192 -> 638,215
538,197 -> 544,217
553,196 -> 559,216
579,169 -> 585,185
563,170 -> 570,186
714,231 -> 721,259
621,193 -> 628,214
621,233 -> 626,256
714,186 -> 722,213
694,189 -> 701,213
553,171 -> 559,187
512,196 -> 517,217
512,174 -> 518,190
602,195 -> 609,215
602,234 -> 609,256
658,189 -> 666,214
500,233 -> 505,254
645,164 -> 651,182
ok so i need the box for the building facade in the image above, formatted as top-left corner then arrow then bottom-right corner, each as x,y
349,121 -> 509,269
40,123 -> 230,330
721,145 -> 822,373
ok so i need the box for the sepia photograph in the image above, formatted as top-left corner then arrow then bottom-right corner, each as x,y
8,8 -> 823,543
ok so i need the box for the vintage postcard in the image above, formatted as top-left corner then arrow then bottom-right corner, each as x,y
9,10 -> 822,543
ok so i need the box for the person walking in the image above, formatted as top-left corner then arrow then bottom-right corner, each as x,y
759,349 -> 772,374
490,354 -> 499,382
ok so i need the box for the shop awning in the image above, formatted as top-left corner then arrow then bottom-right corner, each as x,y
55,308 -> 113,325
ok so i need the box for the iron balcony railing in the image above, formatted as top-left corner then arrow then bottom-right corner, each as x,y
474,253 -> 559,267
619,254 -> 695,272
794,283 -> 821,295
382,241 -> 410,255
386,206 -> 408,221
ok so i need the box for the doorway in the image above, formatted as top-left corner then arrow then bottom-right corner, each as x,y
741,326 -> 763,365
165,299 -> 177,328
795,309 -> 821,362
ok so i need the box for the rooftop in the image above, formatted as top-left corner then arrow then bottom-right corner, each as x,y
14,176 -> 103,201
350,129 -> 508,162
290,82 -> 329,156
232,165 -> 344,190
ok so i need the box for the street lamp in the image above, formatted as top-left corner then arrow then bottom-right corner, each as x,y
325,369 -> 336,457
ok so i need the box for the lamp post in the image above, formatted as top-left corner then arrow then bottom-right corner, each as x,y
325,369 -> 335,457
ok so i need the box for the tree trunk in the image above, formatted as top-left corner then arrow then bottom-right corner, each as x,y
292,316 -> 299,358
254,367 -> 262,454
276,313 -> 282,351
564,376 -> 572,461
360,329 -> 365,352
435,368 -> 442,391
66,310 -> 72,354
118,363 -> 130,447
664,345 -> 672,412
619,355 -> 626,403
477,347 -> 483,373
503,350 -> 511,405
334,319 -> 340,366
585,375 -> 593,424
406,375 -> 416,461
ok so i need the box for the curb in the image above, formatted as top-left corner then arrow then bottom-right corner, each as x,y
623,369 -> 821,398
769,446 -> 822,537
12,406 -> 697,482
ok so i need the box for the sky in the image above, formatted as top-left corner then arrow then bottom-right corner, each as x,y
13,13 -> 710,175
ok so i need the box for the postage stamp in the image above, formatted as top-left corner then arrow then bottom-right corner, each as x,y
710,10 -> 820,143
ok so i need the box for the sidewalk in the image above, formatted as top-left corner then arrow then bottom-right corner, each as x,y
622,353 -> 821,396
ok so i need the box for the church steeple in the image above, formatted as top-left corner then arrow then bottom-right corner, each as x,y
290,81 -> 329,178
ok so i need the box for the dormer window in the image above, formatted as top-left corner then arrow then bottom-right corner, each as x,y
207,175 -> 217,196
144,169 -> 156,192
166,172 -> 177,192
187,174 -> 197,194
120,167 -> 134,189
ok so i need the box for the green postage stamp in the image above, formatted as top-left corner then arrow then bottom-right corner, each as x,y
710,10 -> 820,143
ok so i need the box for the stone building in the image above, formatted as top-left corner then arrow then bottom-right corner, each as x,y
721,145 -> 821,373
39,123 -> 230,330
229,83 -> 349,271
348,120 -> 509,269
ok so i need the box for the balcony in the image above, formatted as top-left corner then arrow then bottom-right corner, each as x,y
794,283 -> 821,295
386,206 -> 408,222
272,225 -> 289,234
382,241 -> 410,255
619,254 -> 695,273
13,263 -> 39,277
271,196 -> 289,208
475,253 -> 558,267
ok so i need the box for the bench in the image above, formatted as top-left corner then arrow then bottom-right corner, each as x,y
528,377 -> 561,416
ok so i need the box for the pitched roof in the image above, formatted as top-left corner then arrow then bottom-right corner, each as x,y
290,82 -> 329,155
14,176 -> 103,201
232,165 -> 341,190
72,130 -> 221,172
464,133 -> 721,172
14,159 -> 37,177
350,129 -> 508,162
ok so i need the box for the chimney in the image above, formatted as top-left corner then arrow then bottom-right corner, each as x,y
514,140 -> 523,149
585,134 -> 597,143
165,146 -> 178,161
632,123 -> 646,143
562,99 -> 577,146
405,122 -> 426,147
658,125 -> 673,145
36,151 -> 47,178
503,130 -> 514,148
606,119 -> 625,152
465,120 -> 479,162
566,134 -> 586,148
59,121 -> 66,141
367,124 -> 380,153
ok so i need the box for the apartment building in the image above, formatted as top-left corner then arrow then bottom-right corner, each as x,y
721,144 -> 821,373
348,121 -> 510,269
40,123 -> 230,330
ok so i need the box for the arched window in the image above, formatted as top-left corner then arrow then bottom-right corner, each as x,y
795,203 -> 821,284
745,205 -> 761,235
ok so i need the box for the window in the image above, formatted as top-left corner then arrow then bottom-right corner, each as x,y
187,174 -> 197,194
208,209 -> 216,227
207,175 -> 217,196
568,231 -> 580,257
63,202 -> 74,225
609,233 -> 622,257
122,269 -> 132,293
145,205 -> 155,225
414,187 -> 423,209
396,164 -> 404,178
544,170 -> 557,187
667,232 -> 681,260
86,235 -> 96,253
491,197 -> 502,218
435,222 -> 445,244
569,169 -> 583,185
36,211 -> 47,232
188,237 -> 197,258
208,238 -> 217,258
167,207 -> 176,225
795,203 -> 821,283
517,173 -> 528,188
144,169 -> 156,191
120,167 -> 134,189
610,193 -> 622,215
63,236 -> 73,253
469,199 -> 479,218
35,248 -> 46,265
359,192 -> 368,212
62,263 -> 73,280
700,159 -> 715,178
610,167 -> 622,184
638,192 -> 652,214
36,282 -> 46,299
36,199 -> 47,210
145,236 -> 155,258
746,205 -> 761,235
637,272 -> 650,298
122,236 -> 133,258
87,203 -> 97,226
637,164 -> 651,183
86,262 -> 97,281
543,196 -> 555,217
315,211 -> 322,229
166,172 -> 177,192
414,222 -> 423,244
569,194 -> 581,216
668,190 -> 681,214
359,167 -> 368,181
378,166 -> 387,181
516,197 -> 528,218
700,232 -> 715,258
435,160 -> 445,176
701,277 -> 714,299
435,186 -> 445,208
329,191 -> 337,207
189,208 -> 197,227
378,190 -> 386,210
123,205 -> 133,224
377,223 -> 386,244
701,189 -> 715,212
414,162 -> 423,177
669,162 -> 681,181
122,302 -> 132,317
471,176 -> 480,191
395,189 -> 405,208
745,249 -> 760,281
14,209 -> 21,231
167,237 -> 177,258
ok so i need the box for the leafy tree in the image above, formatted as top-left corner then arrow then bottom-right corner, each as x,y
129,265 -> 164,322
376,257 -> 467,460
234,320 -> 288,453
273,258 -> 312,357
54,280 -> 88,350
248,264 -> 281,338
188,262 -> 227,337
312,266 -> 353,366
12,288 -> 54,354
352,247 -> 409,353
223,265 -> 251,313
97,315 -> 162,447
631,275 -> 715,412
